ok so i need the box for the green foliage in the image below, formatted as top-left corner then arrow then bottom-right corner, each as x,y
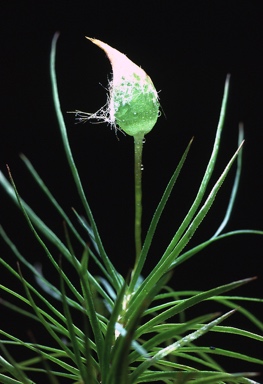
0,33 -> 262,383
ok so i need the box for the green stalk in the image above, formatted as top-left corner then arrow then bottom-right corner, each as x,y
133,133 -> 144,266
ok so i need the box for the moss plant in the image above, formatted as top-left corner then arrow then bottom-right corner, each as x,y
0,33 -> 263,383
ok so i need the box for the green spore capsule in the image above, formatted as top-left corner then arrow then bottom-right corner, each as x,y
85,37 -> 160,137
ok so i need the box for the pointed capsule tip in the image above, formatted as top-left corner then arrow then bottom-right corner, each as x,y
85,36 -> 105,49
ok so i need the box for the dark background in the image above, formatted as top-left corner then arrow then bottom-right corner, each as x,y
1,0 -> 263,380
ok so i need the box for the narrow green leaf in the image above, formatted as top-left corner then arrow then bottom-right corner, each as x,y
50,32 -> 122,292
58,260 -> 89,383
161,75 -> 231,263
212,122 -> 244,238
0,373 -> 28,384
170,229 -> 263,270
182,346 -> 263,367
212,297 -> 263,332
136,370 -> 259,384
20,154 -> 86,249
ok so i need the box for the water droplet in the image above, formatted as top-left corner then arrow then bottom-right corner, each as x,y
141,164 -> 144,171
142,138 -> 146,144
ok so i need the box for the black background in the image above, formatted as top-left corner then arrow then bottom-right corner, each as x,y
1,0 -> 263,380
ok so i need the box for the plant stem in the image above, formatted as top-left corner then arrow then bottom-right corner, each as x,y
134,133 -> 144,266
